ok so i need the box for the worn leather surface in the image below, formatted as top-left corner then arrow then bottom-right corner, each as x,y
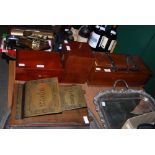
60,85 -> 87,110
24,78 -> 61,117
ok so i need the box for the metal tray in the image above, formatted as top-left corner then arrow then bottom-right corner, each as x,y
93,80 -> 155,129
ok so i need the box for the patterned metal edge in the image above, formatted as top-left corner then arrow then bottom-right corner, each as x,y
93,88 -> 155,129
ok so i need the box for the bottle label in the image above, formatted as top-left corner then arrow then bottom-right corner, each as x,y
65,29 -> 69,32
111,30 -> 116,35
71,27 -> 79,41
108,40 -> 115,51
101,36 -> 108,49
64,40 -> 68,44
88,32 -> 100,48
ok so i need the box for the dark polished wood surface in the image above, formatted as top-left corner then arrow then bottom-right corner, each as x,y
87,52 -> 152,87
16,50 -> 64,81
15,42 -> 152,86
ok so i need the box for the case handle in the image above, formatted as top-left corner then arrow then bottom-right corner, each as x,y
106,52 -> 117,72
113,79 -> 129,90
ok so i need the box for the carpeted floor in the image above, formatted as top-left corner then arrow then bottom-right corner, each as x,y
0,26 -> 12,128
0,53 -> 10,128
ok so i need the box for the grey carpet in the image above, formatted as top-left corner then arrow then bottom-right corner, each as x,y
0,53 -> 10,128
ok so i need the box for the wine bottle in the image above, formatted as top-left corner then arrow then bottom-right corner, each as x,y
100,25 -> 118,52
63,26 -> 74,41
88,25 -> 101,51
1,33 -> 7,49
6,35 -> 19,50
98,25 -> 106,51
71,25 -> 82,41
77,25 -> 91,43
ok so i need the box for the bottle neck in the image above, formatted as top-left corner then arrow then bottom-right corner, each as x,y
112,25 -> 118,29
111,25 -> 118,32
79,25 -> 91,38
72,25 -> 82,30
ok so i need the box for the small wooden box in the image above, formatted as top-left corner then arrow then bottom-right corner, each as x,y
87,52 -> 152,87
61,42 -> 95,83
15,50 -> 64,82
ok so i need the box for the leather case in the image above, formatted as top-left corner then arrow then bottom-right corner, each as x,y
87,52 -> 152,87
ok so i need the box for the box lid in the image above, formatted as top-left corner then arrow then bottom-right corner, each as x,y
16,50 -> 63,70
62,42 -> 94,58
94,52 -> 152,73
